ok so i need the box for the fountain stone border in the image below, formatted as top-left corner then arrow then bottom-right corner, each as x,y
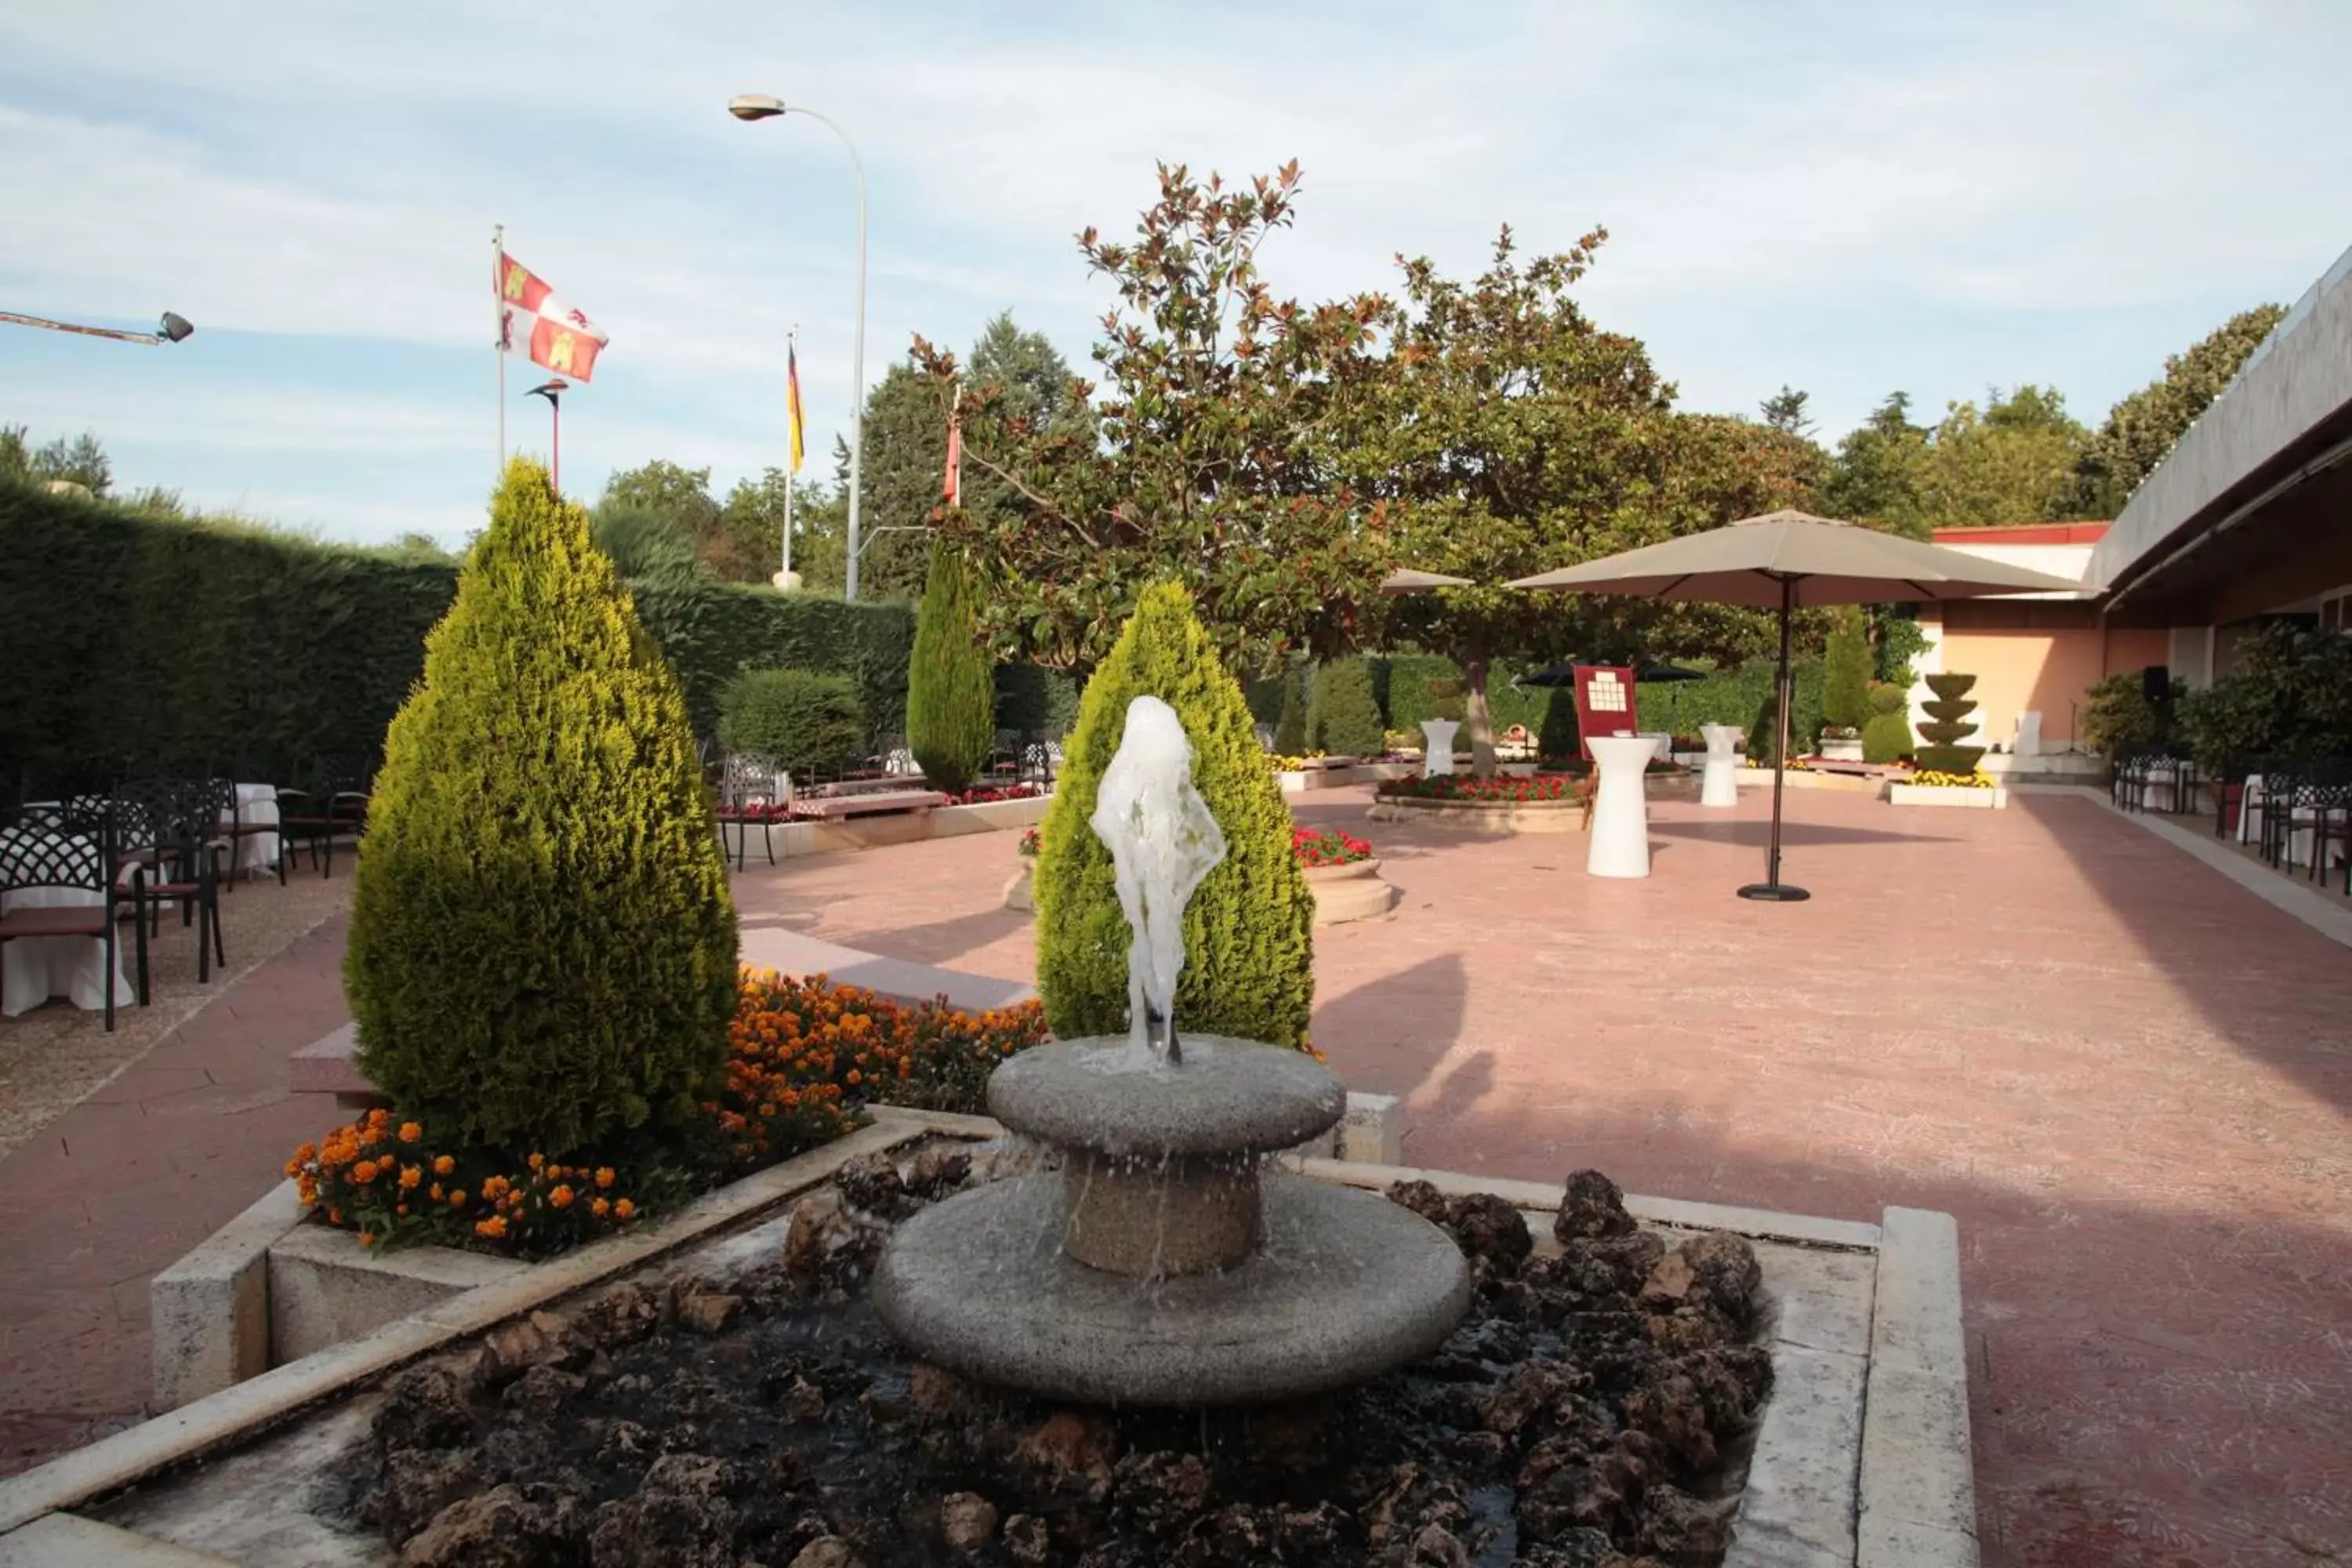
0,1110 -> 1977,1568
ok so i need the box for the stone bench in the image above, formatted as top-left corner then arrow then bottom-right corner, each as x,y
793,789 -> 949,821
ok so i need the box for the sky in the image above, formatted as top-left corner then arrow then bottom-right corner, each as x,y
2,0 -> 2348,547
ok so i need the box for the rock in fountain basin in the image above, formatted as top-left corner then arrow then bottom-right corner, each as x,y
875,1035 -> 1472,1406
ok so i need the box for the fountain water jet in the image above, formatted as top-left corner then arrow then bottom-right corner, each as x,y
874,695 -> 1470,1406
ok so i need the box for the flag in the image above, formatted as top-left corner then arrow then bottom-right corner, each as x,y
943,404 -> 962,507
786,339 -> 806,475
494,252 -> 608,383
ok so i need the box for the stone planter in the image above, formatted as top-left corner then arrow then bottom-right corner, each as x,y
1886,782 -> 2009,809
1002,861 -> 1036,911
1819,737 -> 1865,762
1367,795 -> 1588,833
1301,857 -> 1396,924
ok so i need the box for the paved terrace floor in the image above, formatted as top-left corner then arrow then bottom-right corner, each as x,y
2,785 -> 2347,1568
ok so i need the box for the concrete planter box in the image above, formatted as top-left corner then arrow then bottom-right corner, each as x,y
1301,857 -> 1396,924
1737,766 -> 1888,795
750,791 -> 1051,859
25,1111 -> 1979,1568
1818,737 -> 1865,761
1276,760 -> 1421,793
1886,782 -> 2009,810
1368,794 -> 1588,833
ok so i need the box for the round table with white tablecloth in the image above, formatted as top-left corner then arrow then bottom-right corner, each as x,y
220,782 -> 281,876
0,825 -> 139,1018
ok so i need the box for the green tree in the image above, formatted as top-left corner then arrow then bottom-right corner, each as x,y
0,424 -> 29,485
1032,581 -> 1314,1051
346,459 -> 739,1159
918,162 -> 1396,675
1272,666 -> 1308,754
967,310 -> 1077,431
32,431 -> 111,497
1913,385 -> 2085,529
1824,392 -> 1931,538
1306,657 -> 1385,756
2063,304 -> 2287,517
1759,385 -> 1815,437
838,364 -> 950,601
906,543 -> 994,789
1821,608 -> 1871,731
597,460 -> 741,578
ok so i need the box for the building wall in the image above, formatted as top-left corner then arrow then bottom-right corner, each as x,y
1917,613 -> 2168,748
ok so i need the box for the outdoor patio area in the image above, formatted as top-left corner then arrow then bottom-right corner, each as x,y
1,783 -> 2347,1566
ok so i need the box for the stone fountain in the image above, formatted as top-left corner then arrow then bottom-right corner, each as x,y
874,695 -> 1470,1406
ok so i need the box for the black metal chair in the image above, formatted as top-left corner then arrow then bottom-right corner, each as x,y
0,801 -> 145,1031
113,781 -> 228,984
713,753 -> 789,871
277,756 -> 373,877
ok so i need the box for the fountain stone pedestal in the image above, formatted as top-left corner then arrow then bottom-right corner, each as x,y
873,1034 -> 1471,1406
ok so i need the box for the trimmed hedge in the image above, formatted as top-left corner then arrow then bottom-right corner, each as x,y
345,460 -> 738,1159
1033,582 -> 1314,1051
1307,658 -> 1386,757
718,669 -> 866,779
1862,683 -> 1913,764
0,479 -> 917,798
906,545 -> 993,790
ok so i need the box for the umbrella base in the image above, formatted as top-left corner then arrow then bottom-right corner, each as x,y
1737,881 -> 1811,902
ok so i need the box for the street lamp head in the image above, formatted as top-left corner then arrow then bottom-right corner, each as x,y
728,93 -> 787,122
528,379 -> 567,402
157,311 -> 194,343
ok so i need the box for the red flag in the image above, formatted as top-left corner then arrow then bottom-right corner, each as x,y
494,253 -> 609,383
943,405 -> 962,507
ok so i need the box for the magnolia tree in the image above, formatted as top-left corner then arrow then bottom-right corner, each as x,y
916,162 -> 1395,677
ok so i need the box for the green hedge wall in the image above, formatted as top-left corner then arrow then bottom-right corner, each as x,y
1375,654 -> 1824,752
0,481 -> 919,797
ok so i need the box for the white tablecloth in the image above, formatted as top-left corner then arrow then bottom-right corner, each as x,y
0,827 -> 137,1017
220,782 -> 281,875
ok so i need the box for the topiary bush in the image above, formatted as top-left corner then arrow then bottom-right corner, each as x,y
1272,665 -> 1308,755
1307,657 -> 1386,757
1424,676 -> 1468,724
1822,608 -> 1871,733
905,545 -> 993,791
718,669 -> 866,780
344,459 -> 739,1160
1537,686 -> 1580,760
1033,581 -> 1315,1051
1915,672 -> 1986,775
1862,682 -> 1913,764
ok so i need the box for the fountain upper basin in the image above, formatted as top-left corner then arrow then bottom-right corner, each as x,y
987,1035 -> 1345,1157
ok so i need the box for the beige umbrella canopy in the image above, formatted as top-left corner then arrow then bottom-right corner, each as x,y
1508,509 -> 2082,903
1379,567 -> 1475,595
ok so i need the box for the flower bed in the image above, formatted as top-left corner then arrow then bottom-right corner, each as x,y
943,782 -> 1044,805
1293,824 -> 1374,866
286,973 -> 1048,1260
1908,768 -> 1995,789
1378,772 -> 1586,804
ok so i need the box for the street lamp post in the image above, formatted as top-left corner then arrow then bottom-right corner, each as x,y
528,379 -> 568,492
0,310 -> 194,346
728,93 -> 869,602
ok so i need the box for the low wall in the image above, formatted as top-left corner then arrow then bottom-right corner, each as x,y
724,792 -> 1051,862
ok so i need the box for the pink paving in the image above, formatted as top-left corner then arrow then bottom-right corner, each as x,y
4,786 -> 2349,1568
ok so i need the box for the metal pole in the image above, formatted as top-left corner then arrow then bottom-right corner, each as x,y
550,393 -> 561,495
1737,575 -> 1810,902
493,225 -> 507,478
793,109 -> 869,602
0,310 -> 167,346
783,322 -> 797,583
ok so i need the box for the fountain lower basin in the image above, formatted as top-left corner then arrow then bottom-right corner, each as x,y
872,1035 -> 1472,1406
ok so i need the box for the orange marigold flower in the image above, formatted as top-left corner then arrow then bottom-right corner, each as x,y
429,1183 -> 443,1201
400,1165 -> 423,1190
357,1230 -> 376,1247
475,1215 -> 507,1239
396,1203 -> 408,1216
527,1152 -> 545,1171
613,1198 -> 636,1220
351,1160 -> 379,1183
293,1141 -> 317,1163
397,1121 -> 422,1144
591,1196 -> 611,1219
549,1185 -> 575,1209
448,1189 -> 468,1207
432,1154 -> 456,1176
594,1167 -> 615,1190
327,1207 -> 342,1225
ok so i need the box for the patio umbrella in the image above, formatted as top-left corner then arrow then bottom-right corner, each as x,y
1380,567 -> 1474,595
1508,509 -> 2080,903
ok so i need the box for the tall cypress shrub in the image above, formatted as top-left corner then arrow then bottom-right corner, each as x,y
1272,666 -> 1308,754
345,460 -> 739,1158
1306,657 -> 1385,757
1822,608 -> 1871,732
1033,582 -> 1314,1051
905,544 -> 993,790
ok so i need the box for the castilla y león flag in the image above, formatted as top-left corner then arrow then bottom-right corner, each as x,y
495,253 -> 608,382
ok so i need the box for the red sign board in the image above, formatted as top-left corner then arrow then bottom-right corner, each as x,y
1571,665 -> 1639,760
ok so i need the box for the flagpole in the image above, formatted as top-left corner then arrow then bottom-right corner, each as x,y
782,322 -> 797,586
492,223 -> 506,479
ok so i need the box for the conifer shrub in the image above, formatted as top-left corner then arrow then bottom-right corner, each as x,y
1915,672 -> 1987,775
1307,657 -> 1386,757
344,460 -> 739,1160
1862,682 -> 1913,764
718,669 -> 866,779
1033,582 -> 1315,1051
1538,687 -> 1580,760
905,545 -> 993,791
1822,608 -> 1871,733
1272,666 -> 1308,755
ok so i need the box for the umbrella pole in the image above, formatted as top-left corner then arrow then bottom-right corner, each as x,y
1739,576 -> 1809,902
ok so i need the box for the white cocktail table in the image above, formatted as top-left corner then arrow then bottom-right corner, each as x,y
1585,735 -> 1656,879
1420,719 -> 1461,777
1700,724 -> 1742,808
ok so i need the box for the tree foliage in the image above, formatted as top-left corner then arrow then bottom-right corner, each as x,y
2063,304 -> 2287,517
919,162 -> 1394,675
1825,387 -> 2086,533
1307,657 -> 1385,756
1759,385 -> 1815,437
347,459 -> 738,1159
1032,582 -> 1314,1051
1821,608 -> 1871,732
717,668 -> 867,779
906,543 -> 994,789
